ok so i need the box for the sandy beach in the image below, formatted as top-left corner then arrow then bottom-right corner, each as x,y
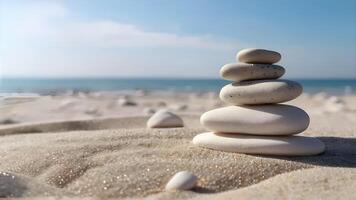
0,90 -> 355,199
2,0 -> 356,198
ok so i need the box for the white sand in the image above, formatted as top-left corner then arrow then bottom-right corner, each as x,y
0,91 -> 356,199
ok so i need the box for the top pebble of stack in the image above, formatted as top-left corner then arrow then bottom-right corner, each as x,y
237,48 -> 281,64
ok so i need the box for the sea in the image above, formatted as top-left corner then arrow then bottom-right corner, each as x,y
1,78 -> 356,95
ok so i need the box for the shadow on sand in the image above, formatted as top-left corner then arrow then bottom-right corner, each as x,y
261,136 -> 356,168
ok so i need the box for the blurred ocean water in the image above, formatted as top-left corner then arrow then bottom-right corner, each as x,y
1,78 -> 356,95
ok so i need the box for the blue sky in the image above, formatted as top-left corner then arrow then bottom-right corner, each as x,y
1,0 -> 355,78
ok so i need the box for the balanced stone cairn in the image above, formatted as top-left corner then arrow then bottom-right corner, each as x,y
193,48 -> 325,156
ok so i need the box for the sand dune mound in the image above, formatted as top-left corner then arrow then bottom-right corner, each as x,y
0,115 -> 201,136
0,127 -> 305,198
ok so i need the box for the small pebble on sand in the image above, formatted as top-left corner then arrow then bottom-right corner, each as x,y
118,98 -> 137,106
147,110 -> 183,128
165,171 -> 198,191
143,108 -> 156,115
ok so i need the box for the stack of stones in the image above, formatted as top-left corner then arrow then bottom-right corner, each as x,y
193,48 -> 325,156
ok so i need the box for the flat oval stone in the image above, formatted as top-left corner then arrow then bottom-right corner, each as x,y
165,171 -> 198,191
237,48 -> 281,64
193,132 -> 325,156
220,80 -> 303,105
220,63 -> 285,81
200,105 -> 309,135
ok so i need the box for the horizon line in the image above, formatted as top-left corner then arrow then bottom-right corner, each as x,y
1,76 -> 356,80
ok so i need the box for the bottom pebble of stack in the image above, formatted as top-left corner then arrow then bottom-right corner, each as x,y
193,132 -> 325,156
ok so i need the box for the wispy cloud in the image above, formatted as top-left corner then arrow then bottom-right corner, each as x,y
0,1 -> 241,78
54,21 -> 233,49
2,1 -> 235,50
